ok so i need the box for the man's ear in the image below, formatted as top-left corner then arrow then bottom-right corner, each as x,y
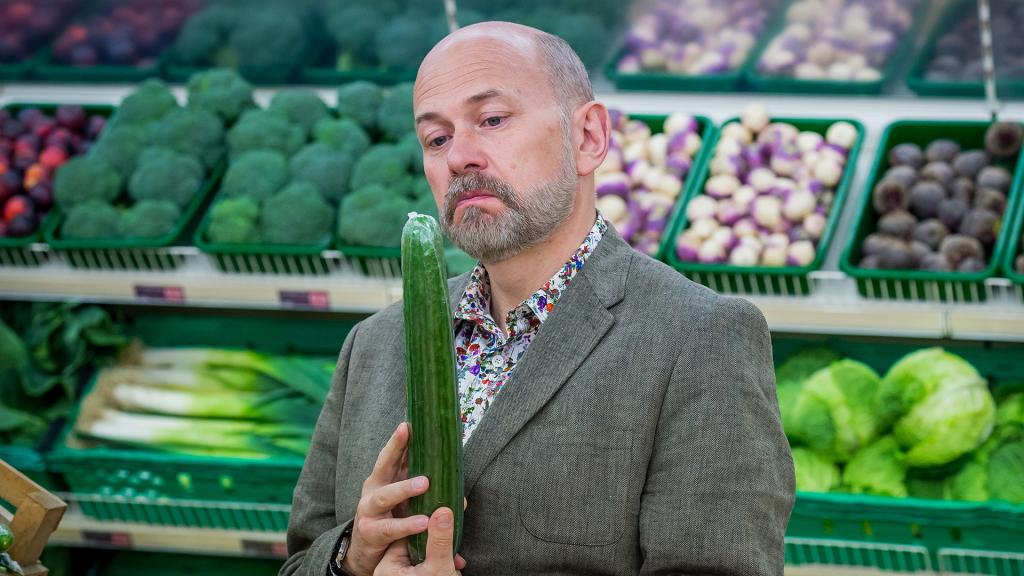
573,101 -> 610,178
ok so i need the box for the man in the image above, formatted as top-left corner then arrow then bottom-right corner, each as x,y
282,21 -> 794,576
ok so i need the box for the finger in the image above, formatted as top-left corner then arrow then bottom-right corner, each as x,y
358,514 -> 429,548
463,498 -> 467,511
421,507 -> 456,571
378,539 -> 413,573
366,423 -> 410,490
455,554 -> 467,570
359,476 -> 429,518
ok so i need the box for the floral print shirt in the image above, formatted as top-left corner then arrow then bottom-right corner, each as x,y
453,215 -> 608,442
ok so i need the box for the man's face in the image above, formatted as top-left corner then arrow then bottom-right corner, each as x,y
414,36 -> 579,263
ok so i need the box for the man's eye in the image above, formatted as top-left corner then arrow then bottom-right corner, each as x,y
429,136 -> 449,148
484,116 -> 504,127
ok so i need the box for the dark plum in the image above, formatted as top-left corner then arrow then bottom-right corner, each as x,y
919,253 -> 952,271
878,209 -> 917,239
973,188 -> 1007,214
940,234 -> 985,268
878,239 -> 917,270
872,179 -> 910,213
883,165 -> 918,188
952,150 -> 990,179
925,139 -> 961,163
920,161 -> 955,187
27,182 -> 53,210
6,213 -> 36,237
958,257 -> 987,272
55,105 -> 87,132
862,233 -> 890,257
889,143 -> 924,168
912,219 -> 950,250
984,122 -> 1023,158
950,177 -> 975,204
909,181 -> 946,219
85,115 -> 107,140
959,208 -> 999,245
938,198 -> 969,230
976,165 -> 1012,192
910,241 -> 932,265
860,254 -> 882,269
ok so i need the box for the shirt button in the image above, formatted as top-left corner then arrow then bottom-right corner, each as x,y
492,355 -> 505,367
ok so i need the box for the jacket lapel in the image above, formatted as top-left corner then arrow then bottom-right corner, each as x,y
457,229 -> 633,494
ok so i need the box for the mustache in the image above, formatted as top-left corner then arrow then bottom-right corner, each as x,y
444,172 -> 521,224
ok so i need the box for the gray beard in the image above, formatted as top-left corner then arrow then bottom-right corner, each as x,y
441,146 -> 578,264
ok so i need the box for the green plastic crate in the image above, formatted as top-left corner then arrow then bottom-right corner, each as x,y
338,114 -> 715,279
0,103 -> 116,267
743,0 -> 927,95
906,0 -> 1024,99
43,163 -> 225,270
1003,178 -> 1024,297
0,59 -> 32,81
31,47 -> 163,83
665,116 -> 865,296
46,310 -> 357,531
92,552 -> 284,576
775,335 -> 1024,573
839,120 -> 1024,302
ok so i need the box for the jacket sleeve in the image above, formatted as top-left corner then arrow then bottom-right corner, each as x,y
639,297 -> 795,576
280,323 -> 361,576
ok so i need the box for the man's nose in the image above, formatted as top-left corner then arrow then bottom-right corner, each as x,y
446,130 -> 488,175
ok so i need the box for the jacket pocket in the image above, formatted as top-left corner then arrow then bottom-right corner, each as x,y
517,428 -> 632,546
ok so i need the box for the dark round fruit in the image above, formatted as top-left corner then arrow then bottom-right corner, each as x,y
920,161 -> 955,187
950,177 -> 975,204
938,198 -> 969,230
984,122 -> 1023,158
27,182 -> 53,210
70,44 -> 100,67
889,143 -> 925,168
1015,253 -> 1024,274
940,234 -> 985,268
860,254 -> 882,269
910,240 -> 932,265
878,209 -> 917,240
909,181 -> 946,219
976,165 -> 1012,192
862,233 -> 890,256
960,208 -> 999,245
958,257 -> 987,273
883,165 -> 918,188
872,179 -> 910,213
86,115 -> 107,140
6,212 -> 36,237
925,139 -> 961,163
55,105 -> 87,132
952,150 -> 990,179
912,219 -> 950,250
919,253 -> 952,272
878,238 -> 917,270
973,188 -> 1007,214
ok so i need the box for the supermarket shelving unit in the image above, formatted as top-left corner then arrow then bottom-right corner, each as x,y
2,79 -> 1024,575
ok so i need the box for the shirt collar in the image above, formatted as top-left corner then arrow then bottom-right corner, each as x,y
454,214 -> 608,334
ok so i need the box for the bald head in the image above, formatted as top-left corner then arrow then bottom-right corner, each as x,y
417,21 -> 593,120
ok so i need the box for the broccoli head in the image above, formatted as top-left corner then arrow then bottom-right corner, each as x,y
114,79 -> 178,127
338,184 -> 413,248
336,81 -> 383,132
260,182 -> 334,245
327,5 -> 384,64
228,8 -> 307,71
350,143 -> 413,191
128,148 -> 206,208
90,124 -> 147,178
289,143 -> 355,203
121,200 -> 182,238
149,107 -> 227,170
267,91 -> 330,137
227,109 -> 305,159
313,117 -> 371,160
173,4 -> 239,64
377,83 -> 415,142
397,132 -> 424,175
187,68 -> 255,125
54,156 -> 123,209
221,150 -> 290,201
373,16 -> 443,71
208,196 -> 261,243
61,200 -> 121,239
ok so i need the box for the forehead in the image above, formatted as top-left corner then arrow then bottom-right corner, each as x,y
414,35 -> 553,113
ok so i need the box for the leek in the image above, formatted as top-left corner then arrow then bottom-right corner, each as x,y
110,384 -> 320,423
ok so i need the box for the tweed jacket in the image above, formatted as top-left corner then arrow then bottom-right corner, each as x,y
281,226 -> 795,576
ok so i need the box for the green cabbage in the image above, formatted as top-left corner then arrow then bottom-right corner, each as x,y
879,348 -> 995,467
784,359 -> 882,462
791,448 -> 841,493
842,436 -> 908,498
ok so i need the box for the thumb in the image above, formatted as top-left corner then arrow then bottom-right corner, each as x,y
422,507 -> 456,570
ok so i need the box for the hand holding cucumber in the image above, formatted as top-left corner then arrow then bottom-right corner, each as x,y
343,423 -> 467,576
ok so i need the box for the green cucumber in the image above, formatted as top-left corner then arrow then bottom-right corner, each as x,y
402,212 -> 463,564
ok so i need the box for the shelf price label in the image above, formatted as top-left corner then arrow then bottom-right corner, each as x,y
83,530 -> 133,548
134,285 -> 185,303
279,290 -> 330,309
241,539 -> 288,558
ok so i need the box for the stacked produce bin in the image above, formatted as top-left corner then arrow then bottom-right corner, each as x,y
1,0 -> 1024,575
